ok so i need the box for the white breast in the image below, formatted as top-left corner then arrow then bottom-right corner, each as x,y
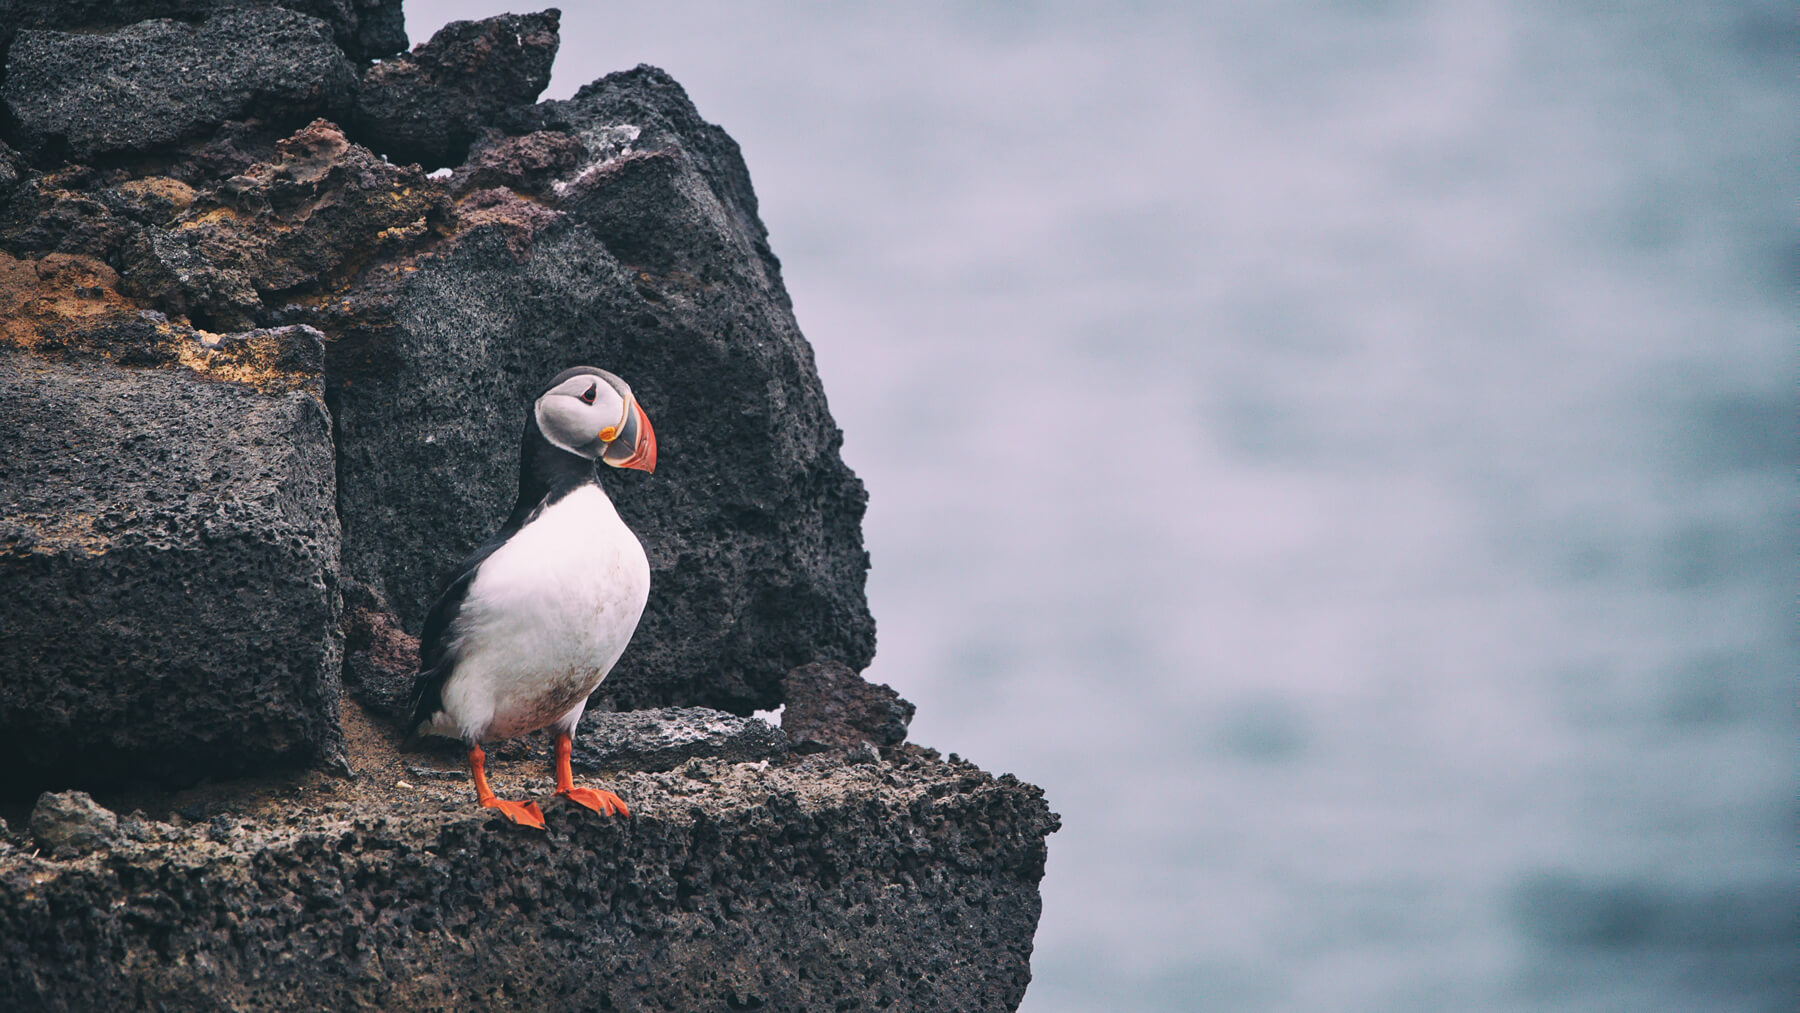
436,484 -> 650,742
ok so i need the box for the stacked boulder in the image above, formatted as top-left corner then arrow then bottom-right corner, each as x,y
0,3 -> 1053,1010
0,2 -> 876,794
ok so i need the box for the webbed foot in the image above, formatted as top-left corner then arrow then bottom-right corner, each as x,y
557,786 -> 630,817
481,796 -> 547,829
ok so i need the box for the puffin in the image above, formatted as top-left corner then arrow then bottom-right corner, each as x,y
407,366 -> 657,829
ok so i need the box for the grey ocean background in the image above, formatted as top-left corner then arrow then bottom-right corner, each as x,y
415,4 -> 1795,1010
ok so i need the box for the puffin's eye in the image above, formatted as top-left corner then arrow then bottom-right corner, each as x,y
580,384 -> 597,405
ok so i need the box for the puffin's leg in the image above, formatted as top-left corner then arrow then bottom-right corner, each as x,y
468,744 -> 545,829
551,702 -> 629,817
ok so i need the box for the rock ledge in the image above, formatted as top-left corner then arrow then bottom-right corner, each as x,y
1,729 -> 1056,1012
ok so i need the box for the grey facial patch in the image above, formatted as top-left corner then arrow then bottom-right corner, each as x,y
535,376 -> 627,458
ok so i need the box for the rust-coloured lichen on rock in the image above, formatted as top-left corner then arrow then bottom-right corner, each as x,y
0,250 -> 325,395
122,120 -> 455,331
4,512 -> 110,558
454,186 -> 562,260
175,325 -> 327,395
0,251 -> 149,353
113,177 -> 197,218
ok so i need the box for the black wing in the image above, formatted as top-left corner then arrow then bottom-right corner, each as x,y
409,408 -> 590,737
405,537 -> 506,736
405,491 -> 556,735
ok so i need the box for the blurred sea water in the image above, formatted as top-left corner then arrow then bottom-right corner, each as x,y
411,3 -> 1797,1009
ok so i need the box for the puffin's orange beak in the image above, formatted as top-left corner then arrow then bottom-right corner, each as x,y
605,399 -> 656,473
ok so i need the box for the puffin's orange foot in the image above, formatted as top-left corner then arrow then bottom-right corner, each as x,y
558,786 -> 630,817
481,797 -> 546,829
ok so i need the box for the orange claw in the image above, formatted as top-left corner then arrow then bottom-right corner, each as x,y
554,732 -> 631,818
469,744 -> 546,830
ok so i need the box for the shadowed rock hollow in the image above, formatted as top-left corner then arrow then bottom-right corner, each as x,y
0,2 -> 1055,1008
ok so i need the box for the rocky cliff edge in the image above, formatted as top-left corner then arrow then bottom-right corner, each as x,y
0,3 -> 1055,1009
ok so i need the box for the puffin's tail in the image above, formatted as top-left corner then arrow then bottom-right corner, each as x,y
400,662 -> 454,749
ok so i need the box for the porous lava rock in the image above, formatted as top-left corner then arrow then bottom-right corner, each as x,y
570,706 -> 788,773
449,128 -> 585,195
0,165 -> 132,260
121,119 -> 452,331
0,251 -> 150,354
782,660 -> 916,751
0,7 -> 1052,1005
452,185 -> 562,260
0,746 -> 1056,1012
0,348 -> 344,798
352,9 -> 560,169
340,593 -> 421,722
0,0 -> 407,61
25,790 -> 118,858
3,8 -> 357,161
329,65 -> 876,714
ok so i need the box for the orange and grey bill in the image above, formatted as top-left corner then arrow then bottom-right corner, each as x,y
613,400 -> 656,473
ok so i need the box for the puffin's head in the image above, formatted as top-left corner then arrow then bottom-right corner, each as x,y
533,366 -> 657,473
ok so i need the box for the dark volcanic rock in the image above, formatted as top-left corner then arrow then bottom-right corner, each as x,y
571,707 -> 787,773
450,128 -> 585,194
352,10 -> 560,169
3,9 -> 357,161
26,790 -> 118,858
537,64 -> 776,265
0,349 -> 344,798
0,138 -> 25,196
179,323 -> 329,393
0,251 -> 148,353
0,23 -> 1051,1007
329,66 -> 876,714
0,750 -> 1057,1011
0,244 -> 340,377
453,185 -> 562,260
0,166 -> 134,260
559,146 -> 732,276
340,594 -> 418,721
286,0 -> 406,59
0,0 -> 406,60
782,660 -> 915,750
120,119 -> 451,330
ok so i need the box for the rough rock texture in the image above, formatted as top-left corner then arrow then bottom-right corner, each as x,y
0,0 -> 407,60
330,66 -> 876,714
340,593 -> 420,721
4,9 -> 357,161
119,119 -> 451,330
570,707 -> 787,773
0,165 -> 160,262
0,243 -> 342,379
352,9 -> 560,169
783,660 -> 916,751
450,128 -> 585,195
0,8 -> 1051,1005
0,250 -> 151,354
0,738 -> 1055,1012
25,790 -> 118,858
0,349 -> 344,797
